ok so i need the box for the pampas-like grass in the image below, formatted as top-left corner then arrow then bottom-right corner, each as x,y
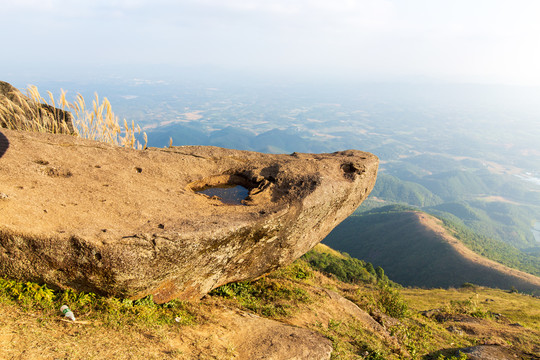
0,85 -> 148,150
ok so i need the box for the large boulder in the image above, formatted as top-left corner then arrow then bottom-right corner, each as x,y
0,81 -> 74,134
0,128 -> 378,302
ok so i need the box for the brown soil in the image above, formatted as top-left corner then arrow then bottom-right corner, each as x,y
0,299 -> 333,360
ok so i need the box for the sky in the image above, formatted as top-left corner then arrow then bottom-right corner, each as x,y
3,0 -> 540,85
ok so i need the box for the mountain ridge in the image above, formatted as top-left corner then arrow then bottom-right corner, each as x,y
324,209 -> 540,294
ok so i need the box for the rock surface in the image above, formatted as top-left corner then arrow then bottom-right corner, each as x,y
0,81 -> 74,134
457,345 -> 521,360
0,128 -> 378,302
208,309 -> 333,360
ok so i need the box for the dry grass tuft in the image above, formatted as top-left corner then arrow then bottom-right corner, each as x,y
0,85 -> 71,135
0,85 -> 147,149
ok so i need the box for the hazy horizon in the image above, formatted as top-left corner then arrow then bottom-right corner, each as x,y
4,0 -> 540,86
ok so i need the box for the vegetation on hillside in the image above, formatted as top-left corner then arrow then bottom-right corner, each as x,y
370,173 -> 443,207
0,278 -> 198,328
426,200 -> 539,250
440,217 -> 540,277
387,201 -> 540,277
381,158 -> 540,250
208,261 -> 313,318
3,244 -> 538,359
324,206 -> 540,293
197,247 -> 540,358
301,245 -> 389,284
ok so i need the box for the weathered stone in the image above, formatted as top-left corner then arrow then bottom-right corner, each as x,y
0,81 -> 74,134
456,345 -> 520,360
213,309 -> 333,360
0,128 -> 378,302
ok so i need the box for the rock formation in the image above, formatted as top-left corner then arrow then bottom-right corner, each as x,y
456,345 -> 519,360
0,81 -> 74,134
206,309 -> 333,360
0,128 -> 378,302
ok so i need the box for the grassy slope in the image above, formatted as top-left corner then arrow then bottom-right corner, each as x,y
1,247 -> 539,359
312,243 -> 348,259
323,209 -> 540,294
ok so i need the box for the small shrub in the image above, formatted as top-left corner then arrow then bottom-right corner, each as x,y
209,276 -> 311,318
460,282 -> 477,289
376,283 -> 409,319
302,249 -> 379,284
446,295 -> 490,319
270,260 -> 313,281
0,279 -> 54,307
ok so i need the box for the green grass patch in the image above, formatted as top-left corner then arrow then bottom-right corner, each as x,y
0,277 -> 199,327
209,274 -> 312,318
302,245 -> 389,284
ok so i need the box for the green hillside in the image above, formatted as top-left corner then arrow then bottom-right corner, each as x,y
366,160 -> 540,251
426,200 -> 538,249
323,206 -> 540,294
369,173 -> 443,207
301,244 -> 390,284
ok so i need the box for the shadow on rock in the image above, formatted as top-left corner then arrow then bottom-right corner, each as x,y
0,131 -> 8,158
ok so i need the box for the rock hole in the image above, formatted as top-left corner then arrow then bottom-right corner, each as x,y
44,167 -> 72,178
135,167 -> 143,173
341,162 -> 362,180
198,185 -> 249,205
188,174 -> 255,205
341,162 -> 357,173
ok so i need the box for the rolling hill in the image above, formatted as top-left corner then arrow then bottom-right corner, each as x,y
323,208 -> 540,294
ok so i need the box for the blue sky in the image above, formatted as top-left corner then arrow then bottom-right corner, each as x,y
3,0 -> 540,85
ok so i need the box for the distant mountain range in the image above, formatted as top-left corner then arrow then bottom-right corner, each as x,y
145,124 -> 331,154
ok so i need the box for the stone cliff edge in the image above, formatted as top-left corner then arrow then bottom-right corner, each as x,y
0,128 -> 378,302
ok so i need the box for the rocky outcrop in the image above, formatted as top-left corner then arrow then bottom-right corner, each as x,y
207,309 -> 333,360
0,81 -> 74,134
456,345 -> 522,360
0,128 -> 378,302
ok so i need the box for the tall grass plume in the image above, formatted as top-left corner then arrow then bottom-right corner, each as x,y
0,84 -> 147,149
